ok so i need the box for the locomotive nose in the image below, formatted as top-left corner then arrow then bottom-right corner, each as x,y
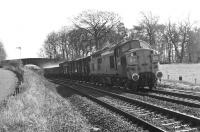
156,71 -> 163,78
132,73 -> 139,81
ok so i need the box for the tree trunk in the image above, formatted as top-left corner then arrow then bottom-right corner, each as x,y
180,42 -> 185,63
188,53 -> 192,63
168,43 -> 171,63
62,48 -> 65,59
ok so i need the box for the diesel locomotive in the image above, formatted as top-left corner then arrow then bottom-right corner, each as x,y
56,39 -> 162,90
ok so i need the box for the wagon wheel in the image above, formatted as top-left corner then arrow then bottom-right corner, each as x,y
110,77 -> 115,87
125,81 -> 138,91
149,83 -> 156,90
124,80 -> 133,90
149,85 -> 153,90
103,77 -> 109,87
133,82 -> 139,92
148,79 -> 156,90
90,76 -> 95,83
99,77 -> 105,86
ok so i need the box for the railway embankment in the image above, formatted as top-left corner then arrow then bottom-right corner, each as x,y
0,68 -> 18,102
0,68 -> 91,131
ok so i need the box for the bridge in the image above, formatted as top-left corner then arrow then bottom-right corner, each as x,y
1,58 -> 64,68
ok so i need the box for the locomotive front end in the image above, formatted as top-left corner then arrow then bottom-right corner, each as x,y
126,49 -> 162,89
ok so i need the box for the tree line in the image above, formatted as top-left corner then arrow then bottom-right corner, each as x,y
40,10 -> 200,63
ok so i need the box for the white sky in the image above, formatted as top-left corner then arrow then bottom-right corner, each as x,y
0,0 -> 200,59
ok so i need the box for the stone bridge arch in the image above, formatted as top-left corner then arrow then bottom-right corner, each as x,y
21,58 -> 64,68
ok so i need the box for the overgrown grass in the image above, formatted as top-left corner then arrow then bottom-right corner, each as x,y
0,69 -> 91,132
24,64 -> 44,76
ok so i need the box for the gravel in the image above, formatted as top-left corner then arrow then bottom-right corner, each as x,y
69,94 -> 148,132
80,82 -> 200,118
120,92 -> 200,118
98,96 -> 197,131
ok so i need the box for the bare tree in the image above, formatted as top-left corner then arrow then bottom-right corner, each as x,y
38,48 -> 46,58
139,12 -> 159,48
162,25 -> 173,63
107,22 -> 128,44
128,25 -> 148,42
167,20 -> 192,63
41,10 -> 200,64
73,10 -> 121,50
43,32 -> 60,59
187,27 -> 200,63
58,29 -> 70,60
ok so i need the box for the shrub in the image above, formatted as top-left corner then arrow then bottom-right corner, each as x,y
2,60 -> 24,83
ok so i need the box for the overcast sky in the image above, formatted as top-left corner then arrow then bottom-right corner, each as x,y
0,0 -> 200,59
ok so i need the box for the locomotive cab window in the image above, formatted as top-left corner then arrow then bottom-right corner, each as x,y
121,43 -> 130,52
110,55 -> 115,69
127,54 -> 137,65
130,40 -> 140,49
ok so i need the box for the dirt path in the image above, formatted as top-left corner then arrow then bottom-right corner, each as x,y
0,68 -> 18,101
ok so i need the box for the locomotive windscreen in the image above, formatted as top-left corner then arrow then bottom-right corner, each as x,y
130,40 -> 140,49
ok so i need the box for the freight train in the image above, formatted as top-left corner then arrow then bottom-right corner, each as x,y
45,39 -> 163,90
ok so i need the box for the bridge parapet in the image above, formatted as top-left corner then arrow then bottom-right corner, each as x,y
1,58 -> 64,68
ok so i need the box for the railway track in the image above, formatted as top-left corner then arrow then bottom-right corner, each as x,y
124,89 -> 200,108
143,89 -> 200,108
157,85 -> 200,96
91,81 -> 200,108
155,88 -> 200,100
59,78 -> 200,108
50,78 -> 200,132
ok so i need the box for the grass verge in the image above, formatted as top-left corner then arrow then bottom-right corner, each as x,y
0,69 -> 91,132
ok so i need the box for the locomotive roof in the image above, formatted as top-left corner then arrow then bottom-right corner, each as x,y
101,49 -> 114,56
116,39 -> 138,47
91,46 -> 110,57
74,55 -> 90,61
91,39 -> 151,58
59,56 -> 90,66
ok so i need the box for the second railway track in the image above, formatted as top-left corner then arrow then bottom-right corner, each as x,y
50,78 -> 200,132
56,78 -> 200,108
83,80 -> 200,108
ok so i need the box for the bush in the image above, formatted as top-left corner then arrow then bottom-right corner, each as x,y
1,60 -> 24,82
